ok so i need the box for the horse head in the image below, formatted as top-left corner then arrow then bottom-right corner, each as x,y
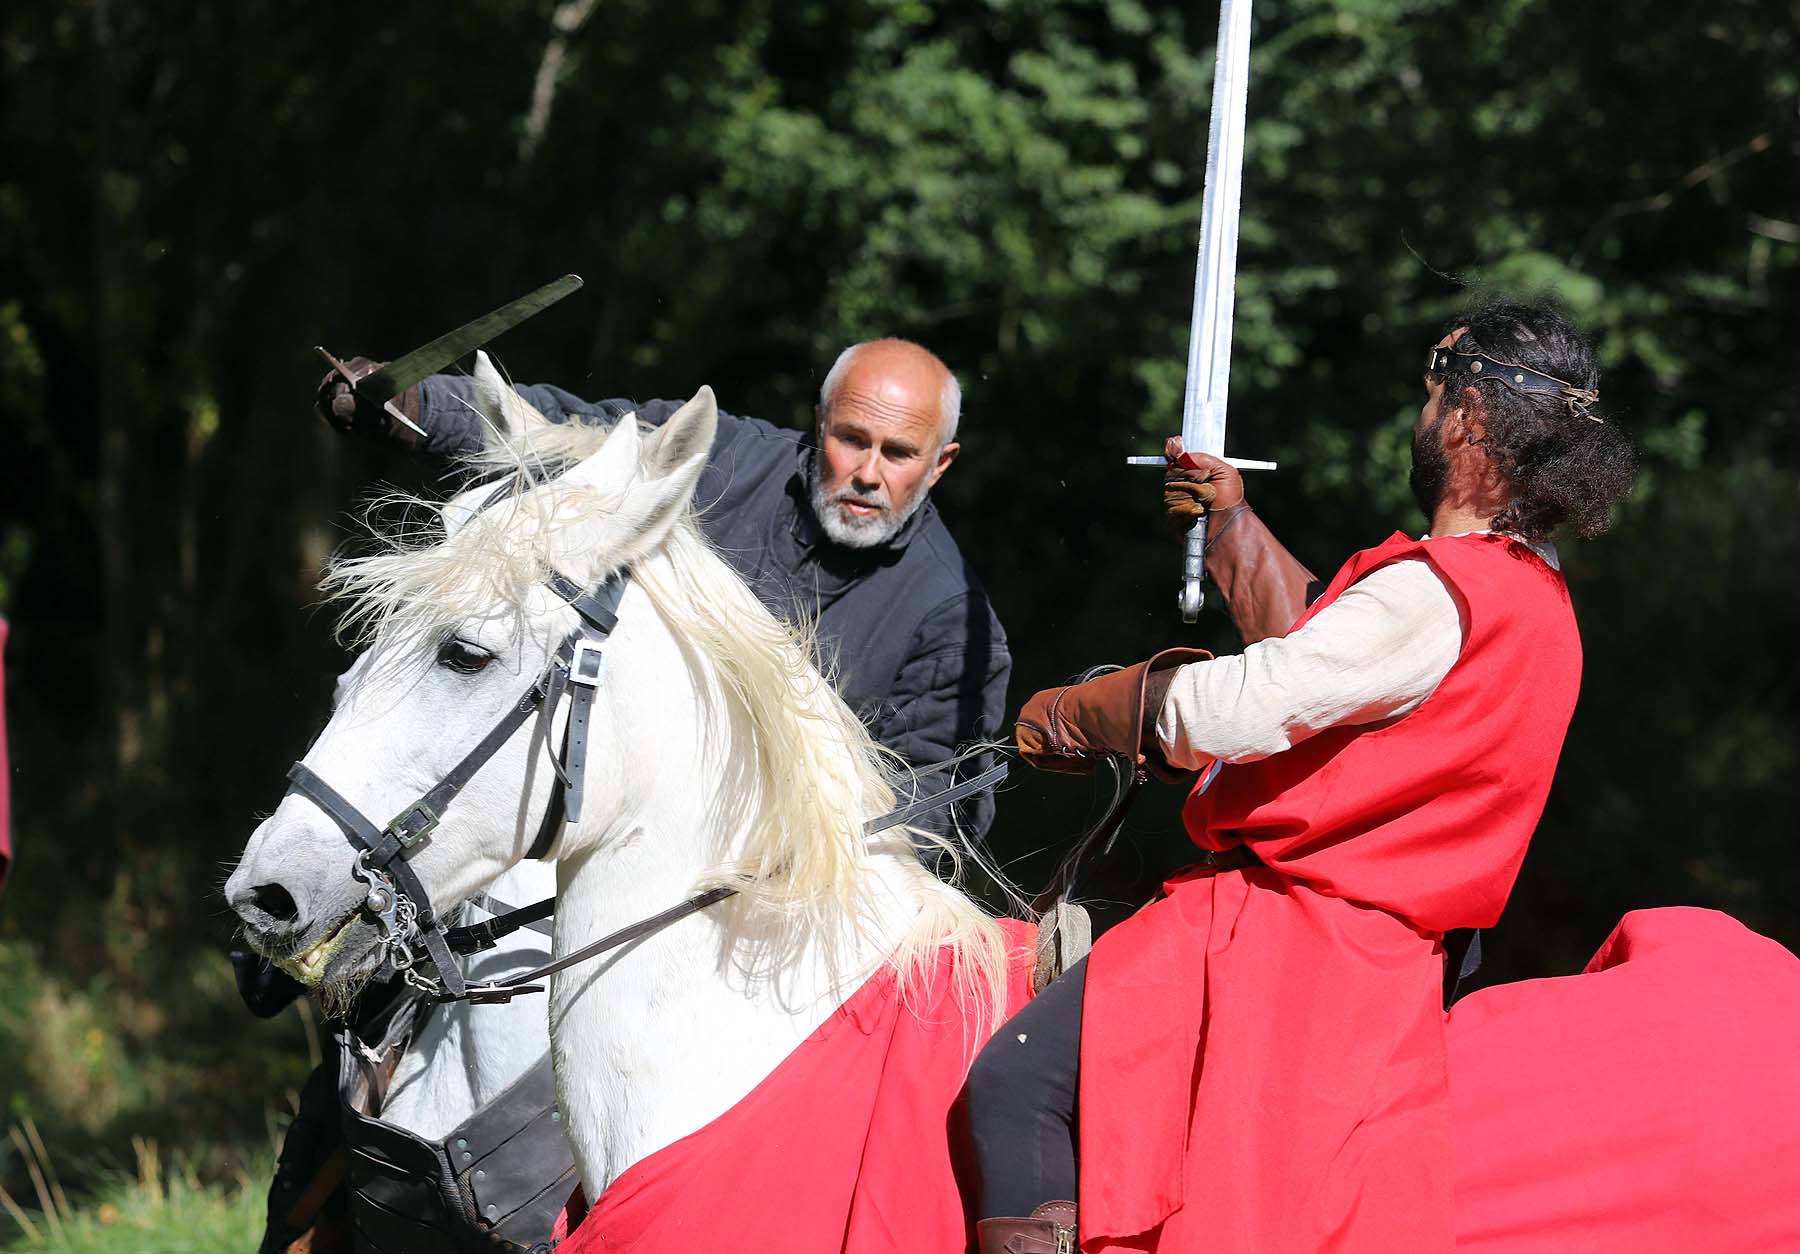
225,353 -> 717,997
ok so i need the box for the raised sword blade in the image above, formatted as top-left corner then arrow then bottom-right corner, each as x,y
353,273 -> 585,405
1176,0 -> 1255,621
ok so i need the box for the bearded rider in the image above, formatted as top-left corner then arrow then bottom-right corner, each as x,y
964,302 -> 1639,1254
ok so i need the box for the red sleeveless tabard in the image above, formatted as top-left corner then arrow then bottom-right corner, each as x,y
1078,532 -> 1581,1253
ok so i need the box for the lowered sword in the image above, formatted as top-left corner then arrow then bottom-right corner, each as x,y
316,274 -> 584,439
1126,0 -> 1271,622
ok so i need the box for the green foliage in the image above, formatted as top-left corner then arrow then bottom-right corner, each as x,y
0,937 -> 311,1202
1,0 -> 1796,1205
0,946 -> 136,1136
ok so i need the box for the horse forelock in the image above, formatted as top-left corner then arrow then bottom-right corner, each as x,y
321,410 -> 642,653
322,488 -> 595,658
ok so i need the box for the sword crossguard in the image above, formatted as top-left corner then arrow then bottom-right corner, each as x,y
314,345 -> 372,386
381,399 -> 426,439
314,345 -> 429,440
1123,454 -> 1278,471
1125,452 -> 1277,622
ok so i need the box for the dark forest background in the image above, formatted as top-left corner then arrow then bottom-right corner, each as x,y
3,0 -> 1798,1229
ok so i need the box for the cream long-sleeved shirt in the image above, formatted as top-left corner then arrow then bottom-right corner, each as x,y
1155,536 -> 1556,769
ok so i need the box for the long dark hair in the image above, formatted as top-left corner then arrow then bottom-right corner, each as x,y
1436,301 -> 1639,542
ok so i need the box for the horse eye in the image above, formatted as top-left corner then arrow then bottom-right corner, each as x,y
436,638 -> 495,674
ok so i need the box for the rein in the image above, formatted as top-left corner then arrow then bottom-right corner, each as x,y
1031,752 -> 1144,916
436,753 -> 1009,1005
282,548 -> 1009,1006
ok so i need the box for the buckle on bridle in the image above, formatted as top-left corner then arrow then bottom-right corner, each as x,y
459,982 -> 546,1005
567,640 -> 607,689
385,801 -> 441,848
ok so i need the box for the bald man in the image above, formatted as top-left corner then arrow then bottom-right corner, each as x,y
316,339 -> 1011,846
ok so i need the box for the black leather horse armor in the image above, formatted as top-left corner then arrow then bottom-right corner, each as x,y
337,998 -> 577,1254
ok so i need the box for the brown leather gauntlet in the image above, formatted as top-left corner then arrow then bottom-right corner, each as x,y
1202,504 -> 1317,644
314,357 -> 424,450
1015,648 -> 1212,782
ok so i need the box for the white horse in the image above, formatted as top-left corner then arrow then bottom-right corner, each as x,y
229,358 -> 1014,1247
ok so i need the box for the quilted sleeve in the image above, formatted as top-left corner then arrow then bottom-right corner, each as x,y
871,593 -> 1011,845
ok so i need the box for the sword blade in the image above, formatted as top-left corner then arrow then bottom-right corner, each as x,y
355,274 -> 584,404
1182,0 -> 1252,458
1178,0 -> 1254,621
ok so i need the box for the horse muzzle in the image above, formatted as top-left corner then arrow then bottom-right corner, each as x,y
227,863 -> 383,989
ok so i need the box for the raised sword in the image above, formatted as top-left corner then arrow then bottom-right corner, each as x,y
316,274 -> 584,439
1129,0 -> 1271,622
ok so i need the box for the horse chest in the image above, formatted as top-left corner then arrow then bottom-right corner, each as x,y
550,955 -> 845,1190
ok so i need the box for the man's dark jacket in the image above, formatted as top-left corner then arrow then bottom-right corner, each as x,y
421,376 -> 1011,838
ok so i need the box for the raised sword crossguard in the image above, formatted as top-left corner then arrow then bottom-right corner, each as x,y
315,347 -> 429,440
1124,453 -> 1277,622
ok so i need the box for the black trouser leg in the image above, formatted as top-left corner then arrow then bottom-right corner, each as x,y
966,954 -> 1088,1218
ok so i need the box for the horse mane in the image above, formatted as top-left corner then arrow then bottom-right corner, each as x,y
322,397 -> 1010,1037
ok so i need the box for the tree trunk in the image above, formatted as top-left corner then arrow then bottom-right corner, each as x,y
92,0 -> 139,778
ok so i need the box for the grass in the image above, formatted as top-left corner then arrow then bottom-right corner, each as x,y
0,1122 -> 268,1254
0,932 -> 314,1253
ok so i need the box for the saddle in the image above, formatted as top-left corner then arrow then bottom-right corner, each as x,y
1030,752 -> 1143,993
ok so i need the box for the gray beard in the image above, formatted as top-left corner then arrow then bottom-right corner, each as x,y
807,458 -> 930,549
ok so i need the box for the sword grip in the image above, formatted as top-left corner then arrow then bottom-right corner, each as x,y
1179,520 -> 1206,623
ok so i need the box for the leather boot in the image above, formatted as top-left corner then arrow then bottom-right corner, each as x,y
976,1200 -> 1077,1254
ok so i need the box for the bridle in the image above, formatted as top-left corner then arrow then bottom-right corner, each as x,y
279,474 -> 1006,1006
285,563 -> 629,1002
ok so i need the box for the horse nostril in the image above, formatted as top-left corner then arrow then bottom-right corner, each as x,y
249,882 -> 301,924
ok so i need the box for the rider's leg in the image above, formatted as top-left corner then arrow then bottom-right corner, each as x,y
966,954 -> 1087,1218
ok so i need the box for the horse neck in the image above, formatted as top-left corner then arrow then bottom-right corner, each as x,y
546,632 -> 922,1197
379,859 -> 557,1141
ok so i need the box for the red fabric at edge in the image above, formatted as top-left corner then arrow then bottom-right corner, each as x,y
1450,907 -> 1800,1253
552,919 -> 1034,1253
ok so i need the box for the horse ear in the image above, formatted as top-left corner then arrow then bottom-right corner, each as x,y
559,387 -> 716,569
641,386 -> 718,482
564,401 -> 645,495
470,351 -> 551,446
625,387 -> 717,531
